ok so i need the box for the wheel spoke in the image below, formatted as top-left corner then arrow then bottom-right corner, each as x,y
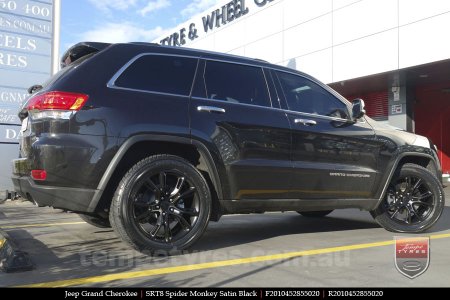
411,178 -> 422,193
170,177 -> 185,197
174,214 -> 192,231
159,171 -> 167,191
179,207 -> 199,217
405,209 -> 411,224
173,186 -> 196,203
415,201 -> 432,207
390,207 -> 401,219
412,206 -> 425,221
150,224 -> 162,237
414,191 -> 433,201
136,210 -> 152,222
144,178 -> 159,193
406,208 -> 412,224
150,215 -> 163,237
163,216 -> 172,243
403,177 -> 411,191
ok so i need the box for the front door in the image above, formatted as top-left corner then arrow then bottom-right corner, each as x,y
273,70 -> 380,199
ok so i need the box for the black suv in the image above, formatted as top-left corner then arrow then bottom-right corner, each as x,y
12,42 -> 445,253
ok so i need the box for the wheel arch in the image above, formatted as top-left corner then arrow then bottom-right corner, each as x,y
88,135 -> 223,221
374,152 -> 441,210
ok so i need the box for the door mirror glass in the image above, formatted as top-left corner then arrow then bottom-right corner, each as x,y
352,98 -> 366,121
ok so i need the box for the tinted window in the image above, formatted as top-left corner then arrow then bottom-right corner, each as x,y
204,61 -> 271,107
115,55 -> 197,95
276,71 -> 349,119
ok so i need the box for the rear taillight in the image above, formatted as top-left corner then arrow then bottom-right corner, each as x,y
31,170 -> 47,181
27,91 -> 89,120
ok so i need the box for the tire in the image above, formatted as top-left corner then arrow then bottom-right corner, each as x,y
371,163 -> 445,233
297,210 -> 333,217
110,154 -> 211,254
78,214 -> 111,228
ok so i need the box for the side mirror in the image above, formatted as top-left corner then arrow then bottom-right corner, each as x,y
352,98 -> 366,121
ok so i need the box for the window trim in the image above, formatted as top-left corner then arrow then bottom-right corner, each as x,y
273,69 -> 352,120
271,69 -> 352,107
191,96 -> 285,114
106,51 -> 352,115
200,58 -> 274,108
107,53 -> 200,97
278,107 -> 353,123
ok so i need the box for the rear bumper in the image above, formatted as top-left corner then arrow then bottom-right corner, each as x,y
12,174 -> 96,212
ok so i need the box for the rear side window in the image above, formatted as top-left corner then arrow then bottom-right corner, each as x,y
114,55 -> 198,96
203,61 -> 271,107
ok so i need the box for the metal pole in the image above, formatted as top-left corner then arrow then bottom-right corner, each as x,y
52,0 -> 61,75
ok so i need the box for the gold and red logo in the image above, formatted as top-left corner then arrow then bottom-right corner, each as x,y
394,237 -> 430,279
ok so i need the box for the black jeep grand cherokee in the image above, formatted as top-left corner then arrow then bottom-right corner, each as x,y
12,42 -> 444,253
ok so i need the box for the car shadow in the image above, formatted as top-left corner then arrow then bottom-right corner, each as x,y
192,211 -> 380,252
192,206 -> 450,252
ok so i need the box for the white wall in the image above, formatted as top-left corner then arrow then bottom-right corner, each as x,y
156,0 -> 450,84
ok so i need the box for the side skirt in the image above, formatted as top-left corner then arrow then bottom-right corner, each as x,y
219,198 -> 379,214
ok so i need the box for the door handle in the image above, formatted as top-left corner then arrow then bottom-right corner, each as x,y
294,118 -> 317,126
197,106 -> 226,114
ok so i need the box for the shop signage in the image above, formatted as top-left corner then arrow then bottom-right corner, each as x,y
160,0 -> 276,46
0,0 -> 55,143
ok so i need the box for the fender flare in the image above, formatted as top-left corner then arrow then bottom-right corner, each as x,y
87,134 -> 223,212
373,152 -> 440,210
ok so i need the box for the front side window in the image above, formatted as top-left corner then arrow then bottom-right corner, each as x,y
114,55 -> 197,96
203,61 -> 271,108
276,71 -> 349,119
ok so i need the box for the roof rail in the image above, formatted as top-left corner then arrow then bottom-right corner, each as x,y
129,42 -> 161,46
253,58 -> 269,63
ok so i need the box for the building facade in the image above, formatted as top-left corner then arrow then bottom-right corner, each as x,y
0,0 -> 60,194
156,0 -> 450,179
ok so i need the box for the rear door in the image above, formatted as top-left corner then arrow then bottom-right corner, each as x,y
273,70 -> 380,199
190,59 -> 291,200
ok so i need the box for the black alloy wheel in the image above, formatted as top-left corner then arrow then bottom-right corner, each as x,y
131,170 -> 199,243
110,155 -> 211,253
385,176 -> 434,225
371,163 -> 444,233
